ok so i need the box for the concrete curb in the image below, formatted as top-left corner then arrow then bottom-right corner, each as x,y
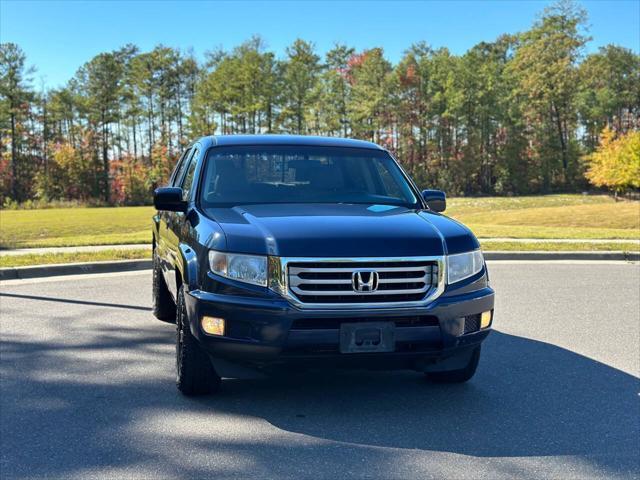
1,251 -> 638,281
0,259 -> 152,281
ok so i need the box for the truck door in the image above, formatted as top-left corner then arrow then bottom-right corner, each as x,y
164,145 -> 200,297
156,147 -> 190,286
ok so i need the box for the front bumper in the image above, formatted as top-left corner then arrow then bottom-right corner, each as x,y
183,279 -> 495,373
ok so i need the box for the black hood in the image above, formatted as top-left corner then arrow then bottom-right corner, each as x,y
203,203 -> 479,257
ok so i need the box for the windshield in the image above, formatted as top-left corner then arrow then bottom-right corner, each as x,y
199,146 -> 419,208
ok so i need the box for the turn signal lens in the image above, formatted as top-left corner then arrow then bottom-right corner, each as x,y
201,316 -> 225,336
480,310 -> 492,329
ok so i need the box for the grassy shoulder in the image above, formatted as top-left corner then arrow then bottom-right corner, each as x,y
447,195 -> 640,240
0,249 -> 152,268
0,194 -> 638,249
0,206 -> 154,248
1,241 -> 637,268
480,241 -> 640,252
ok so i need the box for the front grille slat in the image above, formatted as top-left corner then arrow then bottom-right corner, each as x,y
290,285 -> 430,296
290,277 -> 352,287
287,259 -> 440,305
378,275 -> 429,284
289,265 -> 430,275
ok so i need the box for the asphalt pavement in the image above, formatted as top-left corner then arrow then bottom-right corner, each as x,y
1,262 -> 639,479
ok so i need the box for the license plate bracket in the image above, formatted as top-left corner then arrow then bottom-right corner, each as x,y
339,322 -> 395,354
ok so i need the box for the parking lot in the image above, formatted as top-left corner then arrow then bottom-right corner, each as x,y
1,261 -> 639,479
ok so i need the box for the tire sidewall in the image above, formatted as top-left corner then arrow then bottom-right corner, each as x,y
175,286 -> 220,395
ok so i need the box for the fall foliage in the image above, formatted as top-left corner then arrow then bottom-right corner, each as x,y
586,128 -> 640,194
0,1 -> 638,206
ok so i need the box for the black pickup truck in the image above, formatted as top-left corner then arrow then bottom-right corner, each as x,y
152,135 -> 494,395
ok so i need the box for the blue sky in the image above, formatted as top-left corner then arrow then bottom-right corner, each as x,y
2,0 -> 639,89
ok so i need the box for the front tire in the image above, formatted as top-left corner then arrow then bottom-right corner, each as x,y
152,251 -> 176,322
175,286 -> 221,396
425,346 -> 481,384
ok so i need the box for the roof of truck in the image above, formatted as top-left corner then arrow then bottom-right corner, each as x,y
198,134 -> 385,150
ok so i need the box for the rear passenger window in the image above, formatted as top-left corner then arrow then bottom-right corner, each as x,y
180,148 -> 199,201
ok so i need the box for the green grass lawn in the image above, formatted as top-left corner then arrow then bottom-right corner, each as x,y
479,240 -> 639,252
1,195 -> 638,250
0,248 -> 152,268
1,241 -> 637,268
0,206 -> 154,248
447,195 -> 640,240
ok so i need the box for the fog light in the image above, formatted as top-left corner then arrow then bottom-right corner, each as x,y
201,316 -> 225,336
480,310 -> 492,329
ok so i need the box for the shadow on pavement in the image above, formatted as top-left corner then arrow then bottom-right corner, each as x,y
1,327 -> 638,478
0,292 -> 152,312
203,331 -> 640,462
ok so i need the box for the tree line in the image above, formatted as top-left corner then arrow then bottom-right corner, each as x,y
1,1 -> 638,206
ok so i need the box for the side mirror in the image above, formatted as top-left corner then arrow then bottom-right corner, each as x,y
154,187 -> 187,212
421,189 -> 446,212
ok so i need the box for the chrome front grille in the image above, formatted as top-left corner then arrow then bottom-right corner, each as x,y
284,257 -> 444,307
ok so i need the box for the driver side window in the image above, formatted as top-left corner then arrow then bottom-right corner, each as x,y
180,147 -> 200,201
171,148 -> 192,187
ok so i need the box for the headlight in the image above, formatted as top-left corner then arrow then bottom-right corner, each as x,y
208,250 -> 267,286
447,249 -> 484,284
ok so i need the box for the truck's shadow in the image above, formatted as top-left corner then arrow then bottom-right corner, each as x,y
2,327 -> 638,478
202,331 -> 639,459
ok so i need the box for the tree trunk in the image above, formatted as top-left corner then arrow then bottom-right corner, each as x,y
147,94 -> 154,160
132,116 -> 138,159
42,98 -> 49,198
176,95 -> 184,144
10,110 -> 18,200
101,110 -> 110,203
553,102 -> 568,175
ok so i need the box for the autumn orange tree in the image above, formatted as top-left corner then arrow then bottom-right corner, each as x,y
585,127 -> 640,196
